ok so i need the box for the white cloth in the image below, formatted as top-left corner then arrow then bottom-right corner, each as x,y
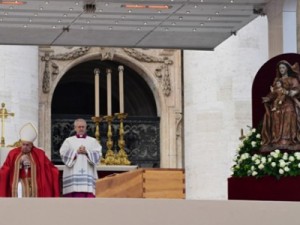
59,136 -> 102,195
17,181 -> 22,198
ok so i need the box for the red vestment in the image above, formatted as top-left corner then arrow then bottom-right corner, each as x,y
0,146 -> 60,197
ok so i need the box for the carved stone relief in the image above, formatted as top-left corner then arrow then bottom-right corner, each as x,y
123,48 -> 173,96
41,47 -> 91,93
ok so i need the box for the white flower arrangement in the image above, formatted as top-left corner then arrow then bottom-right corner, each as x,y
232,127 -> 300,179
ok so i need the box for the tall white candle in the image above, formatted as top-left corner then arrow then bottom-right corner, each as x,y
107,68 -> 112,116
118,65 -> 124,113
94,68 -> 100,117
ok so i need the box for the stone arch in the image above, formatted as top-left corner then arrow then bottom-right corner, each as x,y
48,51 -> 163,116
39,47 -> 182,168
102,53 -> 164,116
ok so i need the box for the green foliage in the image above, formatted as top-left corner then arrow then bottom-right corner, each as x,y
232,128 -> 300,179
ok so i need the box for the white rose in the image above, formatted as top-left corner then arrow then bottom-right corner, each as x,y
289,156 -> 295,162
256,134 -> 261,139
298,163 -> 300,168
251,166 -> 255,171
284,167 -> 290,172
279,169 -> 284,174
251,141 -> 256,147
252,128 -> 256,133
241,153 -> 249,159
261,157 -> 266,163
274,149 -> 280,154
295,152 -> 300,160
252,171 -> 258,176
271,162 -> 276,167
279,160 -> 286,168
268,157 -> 272,162
252,154 -> 259,160
255,159 -> 261,165
283,153 -> 288,160
258,164 -> 264,170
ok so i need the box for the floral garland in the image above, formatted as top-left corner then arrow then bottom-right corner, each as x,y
232,128 -> 300,179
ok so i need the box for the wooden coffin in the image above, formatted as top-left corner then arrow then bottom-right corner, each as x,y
96,168 -> 185,199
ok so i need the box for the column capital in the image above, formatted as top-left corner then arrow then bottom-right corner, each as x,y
118,65 -> 124,72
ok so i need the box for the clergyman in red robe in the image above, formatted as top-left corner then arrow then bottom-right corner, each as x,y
0,122 -> 60,197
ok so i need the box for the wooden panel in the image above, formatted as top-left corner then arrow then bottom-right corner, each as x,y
142,169 -> 185,199
96,168 -> 185,199
143,190 -> 185,199
96,169 -> 143,198
143,180 -> 184,190
143,170 -> 184,181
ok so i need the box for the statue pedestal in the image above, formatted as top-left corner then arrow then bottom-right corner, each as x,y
228,176 -> 300,201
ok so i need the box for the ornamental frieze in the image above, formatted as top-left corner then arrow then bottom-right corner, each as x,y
51,47 -> 91,61
41,47 -> 92,93
40,47 -> 118,93
41,47 -> 174,96
123,48 -> 173,96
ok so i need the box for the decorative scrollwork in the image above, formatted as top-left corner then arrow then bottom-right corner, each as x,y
123,48 -> 173,97
41,52 -> 51,93
163,63 -> 171,96
51,62 -> 59,80
123,48 -> 164,63
51,47 -> 91,61
41,47 -> 92,93
99,47 -> 116,60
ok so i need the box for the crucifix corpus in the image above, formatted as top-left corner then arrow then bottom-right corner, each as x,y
0,103 -> 14,147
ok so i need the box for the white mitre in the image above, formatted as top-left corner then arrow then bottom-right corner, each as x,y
19,122 -> 38,143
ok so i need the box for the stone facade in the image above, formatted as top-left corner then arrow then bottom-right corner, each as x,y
184,16 -> 268,199
0,45 -> 39,147
38,47 -> 183,168
0,0 -> 292,201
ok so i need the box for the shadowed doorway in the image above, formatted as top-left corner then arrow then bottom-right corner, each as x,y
51,60 -> 160,167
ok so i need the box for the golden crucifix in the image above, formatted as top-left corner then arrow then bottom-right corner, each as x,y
0,103 -> 14,147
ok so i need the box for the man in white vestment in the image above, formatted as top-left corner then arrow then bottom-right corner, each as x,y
60,118 -> 102,198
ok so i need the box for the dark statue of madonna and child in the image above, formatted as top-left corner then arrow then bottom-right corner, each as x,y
260,60 -> 300,152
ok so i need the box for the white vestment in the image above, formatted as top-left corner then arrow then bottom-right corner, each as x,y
59,136 -> 102,195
